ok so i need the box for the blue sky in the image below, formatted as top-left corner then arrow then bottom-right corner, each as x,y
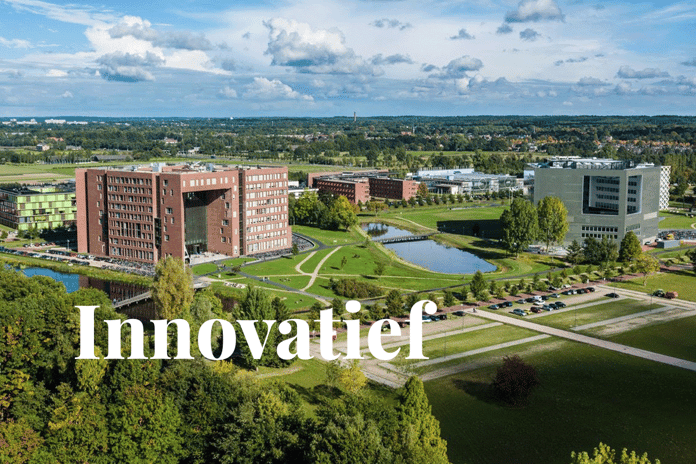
0,0 -> 694,117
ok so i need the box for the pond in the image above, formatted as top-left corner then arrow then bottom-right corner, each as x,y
362,223 -> 496,274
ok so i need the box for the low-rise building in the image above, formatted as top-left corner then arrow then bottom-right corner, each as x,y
0,183 -> 77,231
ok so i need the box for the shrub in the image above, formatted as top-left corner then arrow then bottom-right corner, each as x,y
492,355 -> 540,406
330,278 -> 383,299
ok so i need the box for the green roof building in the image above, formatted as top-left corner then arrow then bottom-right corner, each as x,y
0,183 -> 77,231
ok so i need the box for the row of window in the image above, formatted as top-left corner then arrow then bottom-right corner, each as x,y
111,247 -> 154,260
108,176 -> 151,186
581,233 -> 619,239
246,229 -> 288,243
246,237 -> 289,253
581,226 -> 619,232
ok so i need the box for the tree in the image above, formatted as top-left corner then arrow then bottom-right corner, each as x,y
583,236 -> 618,265
634,253 -> 660,286
291,243 -> 299,255
443,290 -> 456,307
385,289 -> 404,316
374,261 -> 385,276
570,442 -> 661,464
566,240 -> 585,262
331,195 -> 359,231
492,355 -> 540,406
396,376 -> 449,464
416,182 -> 429,198
151,256 -> 194,319
618,231 -> 642,263
340,256 -> 348,269
537,196 -> 569,251
470,270 -> 487,301
500,198 -> 539,258
339,360 -> 367,394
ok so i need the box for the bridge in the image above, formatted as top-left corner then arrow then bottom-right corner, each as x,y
113,280 -> 210,310
374,232 -> 438,244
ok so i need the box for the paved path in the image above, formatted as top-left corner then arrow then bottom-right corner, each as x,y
461,306 -> 696,372
294,250 -> 317,274
302,246 -> 341,291
571,305 -> 674,331
596,284 -> 695,310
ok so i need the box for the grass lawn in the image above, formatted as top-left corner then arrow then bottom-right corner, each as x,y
395,324 -> 539,364
292,224 -> 363,245
610,271 -> 696,302
658,211 -> 696,229
525,299 -> 662,330
299,248 -> 335,274
242,254 -> 305,275
425,342 -> 696,464
605,315 -> 696,362
191,262 -> 219,275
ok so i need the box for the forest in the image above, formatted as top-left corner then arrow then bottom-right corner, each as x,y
0,267 -> 449,463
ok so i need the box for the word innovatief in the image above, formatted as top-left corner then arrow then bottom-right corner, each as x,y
76,300 -> 439,362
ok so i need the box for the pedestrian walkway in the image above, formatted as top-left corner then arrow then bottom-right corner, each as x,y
463,307 -> 696,372
571,305 -> 675,331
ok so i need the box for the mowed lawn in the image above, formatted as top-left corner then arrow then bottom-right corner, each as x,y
525,299 -> 662,330
610,271 -> 696,302
425,342 -> 696,464
606,315 -> 696,363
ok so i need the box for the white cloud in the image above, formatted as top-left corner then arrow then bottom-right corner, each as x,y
0,36 -> 31,48
218,86 -> 238,98
61,90 -> 73,98
616,65 -> 669,79
264,18 -> 377,75
96,51 -> 163,82
46,69 -> 67,77
370,18 -> 412,30
244,77 -> 313,101
108,16 -> 214,51
450,29 -> 474,40
2,0 -> 114,26
505,0 -> 565,23
519,28 -> 541,41
430,56 -> 483,79
371,54 -> 413,65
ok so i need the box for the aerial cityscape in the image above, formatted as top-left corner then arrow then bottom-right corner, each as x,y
1,0 -> 695,463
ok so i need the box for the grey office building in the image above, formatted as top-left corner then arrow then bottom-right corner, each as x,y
534,158 -> 666,245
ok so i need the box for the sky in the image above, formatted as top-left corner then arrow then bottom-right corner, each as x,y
0,0 -> 694,117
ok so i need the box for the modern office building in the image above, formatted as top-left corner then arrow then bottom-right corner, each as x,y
75,163 -> 291,264
534,158 -> 667,245
0,183 -> 77,231
415,170 -> 524,195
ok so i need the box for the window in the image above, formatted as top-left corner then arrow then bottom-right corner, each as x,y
222,220 -> 229,226
166,207 -> 173,214
164,180 -> 168,186
165,235 -> 169,241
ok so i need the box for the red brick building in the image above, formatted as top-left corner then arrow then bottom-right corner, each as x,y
314,177 -> 371,204
75,163 -> 291,264
368,177 -> 418,200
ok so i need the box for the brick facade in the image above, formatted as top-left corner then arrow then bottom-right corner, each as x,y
315,178 -> 371,204
76,164 -> 290,264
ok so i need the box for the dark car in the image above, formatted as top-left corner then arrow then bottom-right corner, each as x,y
516,299 -> 526,304
540,295 -> 549,301
555,301 -> 567,308
488,304 -> 500,310
549,293 -> 560,298
587,287 -> 596,292
525,297 -> 537,303
453,310 -> 465,317
529,306 -> 542,313
606,292 -> 620,298
502,301 -> 513,307
562,289 -> 575,295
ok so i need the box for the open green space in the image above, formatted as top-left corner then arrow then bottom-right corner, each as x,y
396,324 -> 539,363
606,315 -> 696,363
299,248 -> 335,274
521,299 -> 661,330
292,224 -> 363,245
425,342 -> 696,464
658,211 -> 696,229
610,271 -> 696,302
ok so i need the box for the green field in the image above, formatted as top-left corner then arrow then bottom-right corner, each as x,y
610,271 -> 696,302
524,299 -> 661,330
658,211 -> 696,229
606,315 -> 696,362
425,342 -> 696,464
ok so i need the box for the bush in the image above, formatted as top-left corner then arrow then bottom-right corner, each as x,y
492,355 -> 540,406
330,278 -> 383,299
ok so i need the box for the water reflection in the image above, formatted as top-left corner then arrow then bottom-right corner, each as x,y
362,223 -> 496,274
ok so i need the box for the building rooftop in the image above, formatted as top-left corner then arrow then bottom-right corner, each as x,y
85,162 -> 284,174
537,157 -> 657,170
0,183 -> 76,196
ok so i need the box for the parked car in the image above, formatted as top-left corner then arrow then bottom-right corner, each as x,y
422,315 -> 433,323
605,292 -> 620,298
516,299 -> 526,304
453,310 -> 465,317
540,295 -> 549,301
529,307 -> 542,313
554,301 -> 567,308
587,287 -> 596,292
666,291 -> 678,299
549,293 -> 560,298
525,297 -> 537,303
502,301 -> 513,307
652,289 -> 665,297
562,290 -> 575,295
542,304 -> 555,311
511,309 -> 527,316
488,304 -> 500,310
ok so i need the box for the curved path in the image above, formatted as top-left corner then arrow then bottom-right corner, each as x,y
302,246 -> 342,291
